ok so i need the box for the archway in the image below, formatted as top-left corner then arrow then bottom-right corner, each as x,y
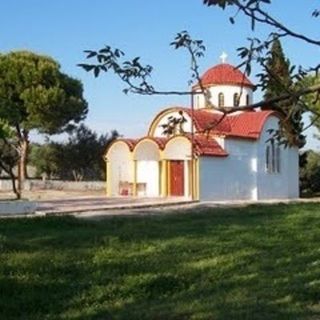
163,136 -> 192,197
105,140 -> 134,196
133,139 -> 162,197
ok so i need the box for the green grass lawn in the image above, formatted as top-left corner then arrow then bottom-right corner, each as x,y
0,204 -> 320,320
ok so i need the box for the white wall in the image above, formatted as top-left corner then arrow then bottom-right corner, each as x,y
256,116 -> 299,199
194,85 -> 253,109
199,139 -> 257,201
134,140 -> 161,196
199,115 -> 299,201
136,161 -> 159,196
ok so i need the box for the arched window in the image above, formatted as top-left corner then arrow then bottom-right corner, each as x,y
246,94 -> 250,105
218,92 -> 224,107
233,93 -> 240,106
266,141 -> 281,173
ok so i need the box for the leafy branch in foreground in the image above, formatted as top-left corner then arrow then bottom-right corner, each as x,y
79,0 -> 320,146
79,31 -> 206,96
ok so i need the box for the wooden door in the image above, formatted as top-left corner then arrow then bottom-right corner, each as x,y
170,160 -> 184,196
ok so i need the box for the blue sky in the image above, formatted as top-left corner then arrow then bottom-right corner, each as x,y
0,0 -> 319,149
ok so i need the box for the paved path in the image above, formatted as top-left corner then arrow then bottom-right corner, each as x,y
36,196 -> 194,215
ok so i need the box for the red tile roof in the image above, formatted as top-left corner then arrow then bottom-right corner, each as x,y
135,137 -> 167,149
196,63 -> 254,88
184,108 -> 231,134
227,111 -> 277,139
115,138 -> 138,151
107,135 -> 228,157
179,108 -> 278,139
193,135 -> 228,157
107,109 -> 278,158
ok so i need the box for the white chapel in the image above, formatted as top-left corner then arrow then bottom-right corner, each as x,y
104,55 -> 299,201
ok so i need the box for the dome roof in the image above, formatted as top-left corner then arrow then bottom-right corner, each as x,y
197,63 -> 254,88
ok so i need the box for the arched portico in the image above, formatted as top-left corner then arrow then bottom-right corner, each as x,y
105,140 -> 135,196
133,138 -> 162,197
104,136 -> 199,199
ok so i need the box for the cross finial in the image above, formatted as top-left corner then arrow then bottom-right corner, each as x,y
220,51 -> 228,63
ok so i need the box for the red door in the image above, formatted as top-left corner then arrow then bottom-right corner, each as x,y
170,161 -> 184,196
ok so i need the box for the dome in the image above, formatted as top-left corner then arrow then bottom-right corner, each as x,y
196,63 -> 254,88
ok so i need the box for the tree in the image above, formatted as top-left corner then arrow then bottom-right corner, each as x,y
300,150 -> 320,195
261,37 -> 305,146
61,125 -> 119,181
29,141 -> 61,179
263,38 -> 292,109
29,125 -> 119,181
0,51 -> 88,182
300,75 -> 320,134
79,0 -> 320,147
0,135 -> 21,199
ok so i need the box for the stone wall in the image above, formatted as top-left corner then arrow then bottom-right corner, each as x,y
0,179 -> 105,191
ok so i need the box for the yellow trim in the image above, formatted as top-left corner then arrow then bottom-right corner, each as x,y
106,160 -> 112,197
167,160 -> 171,196
196,158 -> 200,200
190,158 -> 200,200
161,160 -> 167,197
132,160 -> 137,196
159,161 -> 162,196
192,159 -> 196,200
189,160 -> 193,198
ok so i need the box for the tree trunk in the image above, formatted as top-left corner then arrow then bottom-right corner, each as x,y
9,168 -> 21,199
0,161 -> 20,199
19,133 -> 29,181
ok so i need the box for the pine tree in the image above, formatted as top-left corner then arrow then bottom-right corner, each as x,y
263,38 -> 292,111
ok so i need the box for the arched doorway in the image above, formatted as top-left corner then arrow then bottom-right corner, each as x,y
163,136 -> 192,197
133,139 -> 162,197
105,140 -> 134,196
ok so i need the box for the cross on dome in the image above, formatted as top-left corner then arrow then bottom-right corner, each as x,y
220,51 -> 228,63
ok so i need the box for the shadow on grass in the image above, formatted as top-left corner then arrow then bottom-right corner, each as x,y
0,203 -> 320,319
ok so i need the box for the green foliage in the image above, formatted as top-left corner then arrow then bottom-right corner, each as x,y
0,119 -> 11,139
0,135 -> 20,198
0,203 -> 319,319
300,75 -> 320,133
0,51 -> 88,135
259,38 -> 306,147
0,139 -> 19,175
29,142 -> 61,179
29,125 -> 119,181
263,38 -> 292,108
299,150 -> 320,194
79,31 -> 206,95
160,110 -> 187,136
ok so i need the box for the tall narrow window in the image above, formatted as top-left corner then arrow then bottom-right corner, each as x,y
266,145 -> 271,173
233,93 -> 240,106
246,94 -> 250,105
276,146 -> 281,173
265,141 -> 281,173
218,92 -> 224,107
